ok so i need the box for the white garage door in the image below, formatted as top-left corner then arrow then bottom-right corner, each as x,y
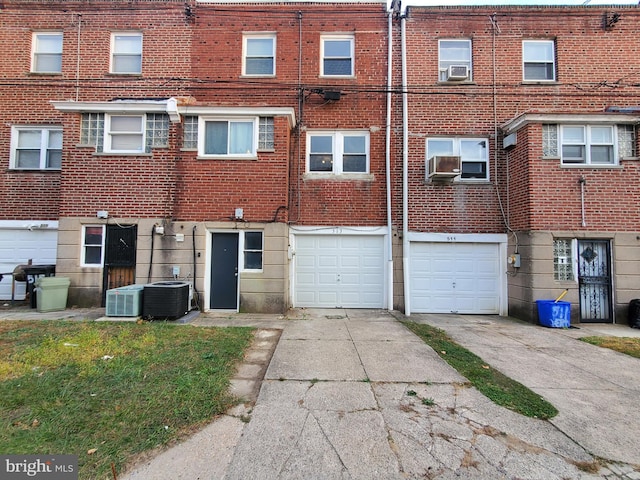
294,235 -> 385,308
410,242 -> 500,314
0,225 -> 58,300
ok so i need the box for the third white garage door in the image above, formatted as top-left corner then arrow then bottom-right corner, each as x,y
294,234 -> 385,308
410,242 -> 501,314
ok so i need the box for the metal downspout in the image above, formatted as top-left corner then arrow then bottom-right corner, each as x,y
401,14 -> 410,315
385,9 -> 394,311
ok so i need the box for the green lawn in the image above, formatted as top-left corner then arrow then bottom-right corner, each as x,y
403,321 -> 558,420
0,320 -> 254,479
579,335 -> 640,359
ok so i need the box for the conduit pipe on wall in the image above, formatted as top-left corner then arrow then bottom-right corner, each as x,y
400,12 -> 410,315
385,7 -> 394,311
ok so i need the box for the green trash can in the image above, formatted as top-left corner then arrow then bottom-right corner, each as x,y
35,277 -> 70,312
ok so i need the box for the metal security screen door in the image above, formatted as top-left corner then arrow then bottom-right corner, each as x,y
102,224 -> 137,305
577,239 -> 612,323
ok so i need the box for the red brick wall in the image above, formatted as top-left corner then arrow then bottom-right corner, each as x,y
0,0 -> 192,220
402,6 -> 640,233
193,3 -> 390,226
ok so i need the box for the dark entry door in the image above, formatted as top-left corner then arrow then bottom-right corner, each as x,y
210,232 -> 239,310
577,239 -> 612,323
102,224 -> 137,305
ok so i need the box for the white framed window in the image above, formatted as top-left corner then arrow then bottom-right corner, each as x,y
243,34 -> 275,76
10,126 -> 62,170
198,117 -> 258,158
81,225 -> 105,266
242,231 -> 263,271
111,32 -> 142,74
104,114 -> 145,153
438,39 -> 471,82
32,32 -> 63,73
561,125 -> 615,165
523,40 -> 555,82
307,131 -> 369,174
553,238 -> 575,281
321,35 -> 354,77
426,137 -> 489,180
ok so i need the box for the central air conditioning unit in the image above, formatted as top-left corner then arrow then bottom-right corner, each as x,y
106,284 -> 144,317
447,65 -> 469,81
143,281 -> 190,320
428,155 -> 461,179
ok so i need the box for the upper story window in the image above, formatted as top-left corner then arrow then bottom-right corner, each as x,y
105,115 -> 145,153
81,113 -> 168,154
243,34 -> 275,76
522,40 -> 555,82
199,117 -> 258,159
426,137 -> 489,181
81,225 -> 105,266
111,33 -> 142,74
321,35 -> 354,77
307,131 -> 369,174
561,125 -> 615,165
438,39 -> 471,82
543,124 -> 634,164
185,116 -> 274,154
32,32 -> 63,74
10,126 -> 62,170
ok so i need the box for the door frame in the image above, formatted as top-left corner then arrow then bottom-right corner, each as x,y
206,230 -> 240,311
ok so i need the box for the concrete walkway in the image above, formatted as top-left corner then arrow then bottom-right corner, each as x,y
119,308 -> 639,479
2,305 -> 639,478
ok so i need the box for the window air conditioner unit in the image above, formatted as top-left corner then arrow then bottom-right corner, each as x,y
428,155 -> 461,179
447,65 -> 469,81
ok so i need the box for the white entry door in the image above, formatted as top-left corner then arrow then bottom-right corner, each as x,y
410,242 -> 501,314
294,234 -> 385,308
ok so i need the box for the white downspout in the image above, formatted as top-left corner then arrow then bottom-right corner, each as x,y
385,8 -> 394,311
401,13 -> 410,315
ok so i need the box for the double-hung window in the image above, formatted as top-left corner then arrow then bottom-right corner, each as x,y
32,32 -> 63,73
561,125 -> 615,165
523,40 -> 555,82
307,131 -> 369,174
82,225 -> 105,266
438,39 -> 471,82
426,137 -> 489,180
321,35 -> 354,77
10,126 -> 62,170
104,115 -> 145,153
242,231 -> 263,271
243,34 -> 275,76
199,117 -> 258,158
111,33 -> 142,74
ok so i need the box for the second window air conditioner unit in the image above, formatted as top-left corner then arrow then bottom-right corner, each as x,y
447,65 -> 469,81
428,155 -> 461,179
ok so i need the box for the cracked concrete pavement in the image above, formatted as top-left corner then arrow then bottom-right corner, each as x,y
119,308 -> 640,479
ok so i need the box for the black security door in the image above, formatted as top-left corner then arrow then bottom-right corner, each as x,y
210,232 -> 239,309
102,224 -> 137,305
577,239 -> 612,323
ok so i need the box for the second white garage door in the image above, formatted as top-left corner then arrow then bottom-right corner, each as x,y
294,234 -> 385,308
410,242 -> 501,314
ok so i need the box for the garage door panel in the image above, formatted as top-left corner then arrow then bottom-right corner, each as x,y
410,242 -> 501,314
294,234 -> 384,308
0,228 -> 57,301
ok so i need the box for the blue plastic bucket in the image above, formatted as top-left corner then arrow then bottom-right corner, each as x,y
536,300 -> 571,328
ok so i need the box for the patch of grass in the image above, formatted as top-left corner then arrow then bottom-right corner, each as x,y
0,320 -> 254,480
579,336 -> 640,359
403,321 -> 558,420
